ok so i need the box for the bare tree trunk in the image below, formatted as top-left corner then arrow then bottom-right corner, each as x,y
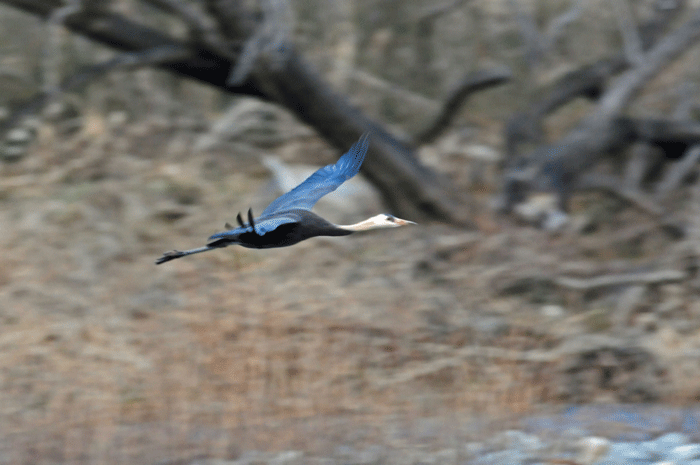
1,0 -> 504,226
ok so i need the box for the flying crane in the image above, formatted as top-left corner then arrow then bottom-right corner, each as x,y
156,134 -> 415,264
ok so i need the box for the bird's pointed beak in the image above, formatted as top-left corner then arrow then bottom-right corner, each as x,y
394,217 -> 416,226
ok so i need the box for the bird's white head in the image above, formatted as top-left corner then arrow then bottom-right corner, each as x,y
339,214 -> 416,232
370,213 -> 416,228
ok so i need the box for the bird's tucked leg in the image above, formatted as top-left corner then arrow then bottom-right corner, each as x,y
248,208 -> 258,235
224,210 -> 257,234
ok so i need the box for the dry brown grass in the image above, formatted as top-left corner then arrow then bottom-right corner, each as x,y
0,121 -> 566,464
2,1 -> 700,462
2,107 -> 700,463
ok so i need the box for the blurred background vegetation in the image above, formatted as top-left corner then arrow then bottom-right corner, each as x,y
1,0 -> 700,463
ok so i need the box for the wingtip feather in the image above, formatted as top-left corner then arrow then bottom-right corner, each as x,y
340,132 -> 371,178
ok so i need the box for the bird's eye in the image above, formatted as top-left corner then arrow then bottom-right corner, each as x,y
386,215 -> 395,222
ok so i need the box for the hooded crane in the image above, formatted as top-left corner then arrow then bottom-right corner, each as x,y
155,134 -> 415,264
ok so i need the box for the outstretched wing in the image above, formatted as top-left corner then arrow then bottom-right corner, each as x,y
260,134 -> 370,217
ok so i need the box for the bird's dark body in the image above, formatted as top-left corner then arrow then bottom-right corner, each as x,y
208,210 -> 352,249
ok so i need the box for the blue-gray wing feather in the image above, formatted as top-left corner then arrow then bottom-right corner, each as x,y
208,213 -> 300,241
253,214 -> 299,235
260,134 -> 370,217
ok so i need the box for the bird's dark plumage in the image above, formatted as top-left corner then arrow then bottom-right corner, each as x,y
156,134 -> 413,265
207,209 -> 352,250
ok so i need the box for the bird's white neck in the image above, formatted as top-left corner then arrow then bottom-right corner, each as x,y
337,219 -> 382,232
336,214 -> 412,232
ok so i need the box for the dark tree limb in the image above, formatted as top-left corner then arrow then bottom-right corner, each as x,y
413,66 -> 512,146
595,8 -> 700,121
504,57 -> 627,157
627,117 -> 700,150
504,0 -> 684,158
1,0 -> 486,225
1,0 -> 265,97
503,6 -> 700,212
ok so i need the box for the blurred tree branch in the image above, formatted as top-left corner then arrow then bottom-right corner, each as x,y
0,0 -> 511,226
505,0 -> 684,159
503,2 -> 700,216
413,66 -> 511,146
